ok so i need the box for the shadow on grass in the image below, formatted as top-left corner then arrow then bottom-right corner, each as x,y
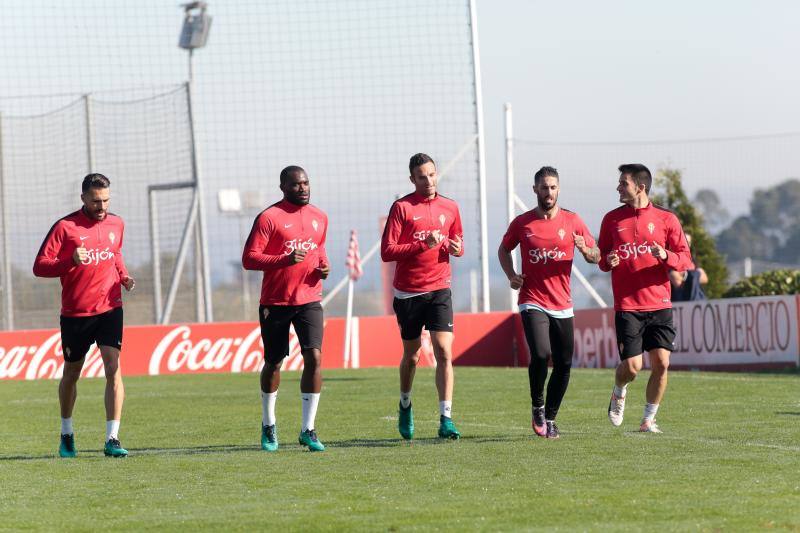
775,411 -> 800,416
329,434 -> 521,448
0,435 -> 524,461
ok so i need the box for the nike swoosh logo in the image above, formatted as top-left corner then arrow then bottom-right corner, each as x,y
284,224 -> 293,228
525,233 -> 534,237
617,227 -> 627,232
413,216 -> 422,221
448,323 -> 453,327
80,236 -> 88,241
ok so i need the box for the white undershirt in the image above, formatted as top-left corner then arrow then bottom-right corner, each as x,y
518,302 -> 574,319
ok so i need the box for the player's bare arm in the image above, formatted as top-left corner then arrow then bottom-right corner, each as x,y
497,244 -> 525,290
573,232 -> 600,264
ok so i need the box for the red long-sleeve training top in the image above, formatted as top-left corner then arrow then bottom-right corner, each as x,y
33,209 -> 129,317
242,200 -> 329,306
598,202 -> 693,311
380,192 -> 463,293
501,208 -> 595,310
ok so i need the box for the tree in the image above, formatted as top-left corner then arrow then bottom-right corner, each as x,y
714,178 -> 800,264
650,167 -> 729,298
716,216 -> 779,262
693,189 -> 729,233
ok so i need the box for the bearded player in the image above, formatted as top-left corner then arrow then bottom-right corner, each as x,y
380,153 -> 464,440
33,173 -> 135,458
498,166 -> 599,439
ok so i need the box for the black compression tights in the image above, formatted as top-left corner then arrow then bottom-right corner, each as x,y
521,310 -> 574,421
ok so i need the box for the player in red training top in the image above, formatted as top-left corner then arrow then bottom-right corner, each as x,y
242,165 -> 330,452
381,153 -> 464,440
498,166 -> 600,439
598,164 -> 693,433
33,173 -> 135,458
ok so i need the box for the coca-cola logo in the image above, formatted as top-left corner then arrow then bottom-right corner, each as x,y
147,325 -> 304,375
0,332 -> 105,380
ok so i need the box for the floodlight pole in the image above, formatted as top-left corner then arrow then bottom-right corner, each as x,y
180,2 -> 214,322
504,103 -> 517,311
0,112 -> 13,330
469,0 -> 490,312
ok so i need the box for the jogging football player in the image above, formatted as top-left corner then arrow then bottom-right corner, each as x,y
498,166 -> 599,439
242,165 -> 330,452
380,153 -> 464,440
598,164 -> 693,433
33,173 -> 135,458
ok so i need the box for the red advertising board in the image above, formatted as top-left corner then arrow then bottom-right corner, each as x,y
1,296 -> 798,380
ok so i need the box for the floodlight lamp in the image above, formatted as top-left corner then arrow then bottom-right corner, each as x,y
179,2 -> 212,50
217,189 -> 242,213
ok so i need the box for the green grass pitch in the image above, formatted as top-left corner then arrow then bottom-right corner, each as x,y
1,367 -> 798,531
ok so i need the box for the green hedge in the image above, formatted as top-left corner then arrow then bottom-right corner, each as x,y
723,269 -> 800,298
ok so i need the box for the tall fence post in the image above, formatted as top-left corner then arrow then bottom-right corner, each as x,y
504,102 -> 517,311
469,0 -> 490,312
185,81 -> 214,322
84,93 -> 95,173
0,112 -> 13,330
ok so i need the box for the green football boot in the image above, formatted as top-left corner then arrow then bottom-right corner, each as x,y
59,433 -> 77,458
103,438 -> 128,458
298,429 -> 325,452
261,424 -> 278,452
398,402 -> 414,440
438,415 -> 461,440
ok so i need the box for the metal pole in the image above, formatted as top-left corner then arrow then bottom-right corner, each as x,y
0,112 -> 13,330
470,269 -> 479,314
469,0 -> 490,312
162,190 -> 199,324
185,80 -> 214,321
343,278 -> 354,368
239,216 -> 250,320
504,103 -> 518,311
148,189 -> 163,323
83,94 -> 95,173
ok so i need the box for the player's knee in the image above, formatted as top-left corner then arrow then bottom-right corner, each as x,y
302,348 -> 322,369
103,360 -> 120,379
433,350 -> 452,366
554,355 -> 572,371
402,351 -> 420,366
652,358 -> 669,374
62,365 -> 82,383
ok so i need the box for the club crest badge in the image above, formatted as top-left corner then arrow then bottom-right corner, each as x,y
439,214 -> 446,227
558,228 -> 566,240
312,220 -> 319,232
647,222 -> 655,235
109,232 -> 116,244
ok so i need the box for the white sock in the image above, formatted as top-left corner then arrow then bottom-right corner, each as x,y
261,391 -> 278,427
61,417 -> 73,435
643,403 -> 659,421
400,391 -> 412,409
613,384 -> 627,398
106,420 -> 120,442
301,393 -> 320,431
439,400 -> 452,418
